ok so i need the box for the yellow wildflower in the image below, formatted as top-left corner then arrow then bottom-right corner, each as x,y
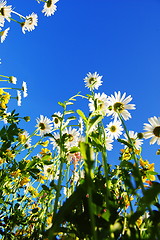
0,157 -> 4,164
47,215 -> 52,225
10,169 -> 21,178
40,148 -> 51,155
40,140 -> 49,147
136,216 -> 143,228
0,88 -> 4,95
20,177 -> 30,186
5,149 -> 15,159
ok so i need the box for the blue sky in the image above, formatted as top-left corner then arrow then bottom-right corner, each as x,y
1,0 -> 160,171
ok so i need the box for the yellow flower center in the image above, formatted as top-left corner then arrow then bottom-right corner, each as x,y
39,123 -> 46,130
89,77 -> 96,85
153,126 -> 160,137
110,126 -> 116,132
47,0 -> 52,8
68,134 -> 74,142
113,102 -> 124,112
54,117 -> 59,124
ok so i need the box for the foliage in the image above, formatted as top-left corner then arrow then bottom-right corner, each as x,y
0,1 -> 160,240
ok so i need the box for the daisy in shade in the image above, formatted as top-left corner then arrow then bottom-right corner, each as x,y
21,13 -> 38,34
50,132 -> 60,150
88,92 -> 108,116
43,164 -> 59,181
105,120 -> 123,140
143,116 -> 160,145
84,72 -> 103,90
105,136 -> 113,151
0,1 -> 12,22
52,111 -> 62,128
123,130 -> 143,149
17,90 -> 21,106
107,91 -> 135,120
64,127 -> 80,150
42,0 -> 59,17
0,15 -> 5,27
0,27 -> 9,43
22,81 -> 28,97
36,115 -> 53,137
78,117 -> 84,135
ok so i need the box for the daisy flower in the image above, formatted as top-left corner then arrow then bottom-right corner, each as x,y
18,130 -> 31,148
0,15 -> 5,27
52,111 -> 62,128
105,120 -> 123,139
84,72 -> 103,90
50,132 -> 60,150
107,91 -> 136,120
123,130 -> 143,149
143,116 -> 160,145
9,76 -> 17,84
22,81 -> 28,97
42,0 -> 59,17
36,115 -> 53,137
0,1 -> 12,22
0,27 -> 9,43
22,13 -> 38,34
105,136 -> 113,151
43,164 -> 59,181
64,127 -> 80,150
78,117 -> 84,135
17,90 -> 21,106
88,92 -> 108,116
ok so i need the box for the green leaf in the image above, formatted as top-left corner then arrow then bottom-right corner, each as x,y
42,185 -> 50,191
117,138 -> 132,148
87,115 -> 103,135
101,209 -> 111,221
76,109 -> 87,123
64,110 -> 75,115
69,146 -> 80,153
58,101 -> 65,108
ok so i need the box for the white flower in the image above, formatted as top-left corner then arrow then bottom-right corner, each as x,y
42,0 -> 59,17
123,130 -> 143,149
107,91 -> 136,121
78,117 -> 84,135
18,130 -> 31,148
9,76 -> 17,84
17,90 -> 21,106
0,27 -> 9,43
36,115 -> 53,136
43,164 -> 59,181
64,127 -> 80,150
52,111 -> 62,128
105,137 -> 113,151
0,15 -> 5,27
143,116 -> 160,145
3,110 -> 11,124
105,120 -> 123,140
22,81 -> 28,97
0,1 -> 12,22
84,72 -> 103,90
22,13 -> 38,34
88,92 -> 108,116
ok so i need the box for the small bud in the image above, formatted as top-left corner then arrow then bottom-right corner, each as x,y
137,132 -> 144,139
23,116 -> 30,122
9,76 -> 17,84
156,149 -> 160,155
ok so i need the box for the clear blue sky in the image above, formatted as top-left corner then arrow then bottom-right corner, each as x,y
1,0 -> 160,171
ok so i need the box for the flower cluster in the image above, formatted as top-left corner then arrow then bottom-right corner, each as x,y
0,71 -> 159,239
0,0 -> 60,43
